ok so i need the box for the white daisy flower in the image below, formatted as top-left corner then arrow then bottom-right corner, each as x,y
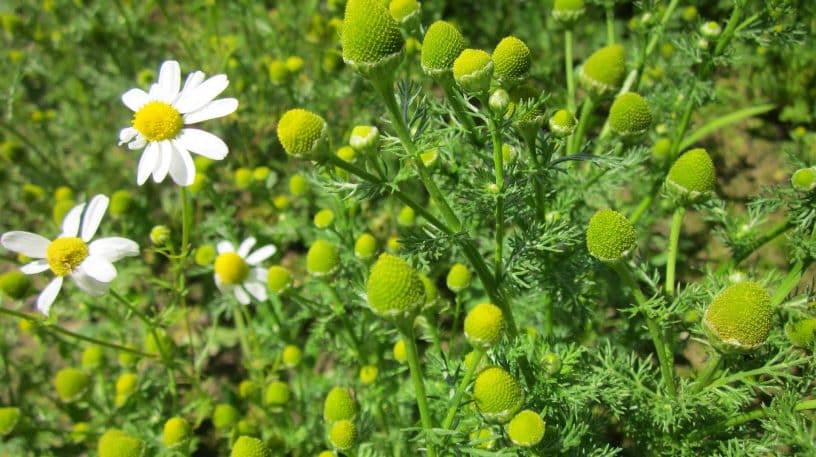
0,195 -> 140,316
213,237 -> 276,305
118,60 -> 238,187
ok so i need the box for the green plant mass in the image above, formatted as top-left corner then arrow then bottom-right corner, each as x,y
1,1 -> 816,456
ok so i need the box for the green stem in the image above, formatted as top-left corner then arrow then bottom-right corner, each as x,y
665,207 -> 686,296
693,398 -> 816,439
422,311 -> 444,357
716,217 -> 793,274
771,260 -> 811,307
231,301 -> 253,364
633,0 -> 680,91
487,114 -> 505,279
570,96 -> 595,156
564,29 -> 576,155
522,133 -> 547,221
398,323 -> 437,457
438,73 -> 482,146
177,187 -> 200,385
605,3 -> 615,45
610,262 -> 676,396
543,296 -> 554,339
441,348 -> 484,430
689,350 -> 721,394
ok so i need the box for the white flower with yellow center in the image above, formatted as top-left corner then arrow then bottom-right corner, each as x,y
118,60 -> 238,186
213,238 -> 276,305
0,195 -> 139,315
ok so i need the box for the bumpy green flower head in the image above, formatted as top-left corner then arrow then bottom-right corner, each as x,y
552,0 -> 585,25
264,381 -> 291,407
473,366 -> 524,423
366,253 -> 425,318
608,92 -> 652,137
0,407 -> 20,436
282,344 -> 302,367
791,167 -> 816,192
703,281 -> 773,353
277,109 -> 328,159
163,416 -> 191,448
419,273 -> 438,307
116,372 -> 138,397
666,148 -> 716,202
314,209 -> 335,229
342,0 -> 405,78
98,429 -> 146,457
0,271 -> 31,299
267,265 -> 291,293
585,209 -> 637,262
54,368 -> 90,402
507,409 -> 546,447
329,419 -> 357,451
231,436 -> 272,457
324,386 -> 358,422
319,451 -> 336,457
548,109 -> 578,137
453,49 -> 494,94
359,365 -> 378,384
421,21 -> 466,77
389,0 -> 420,25
349,125 -> 379,152
307,239 -> 340,276
446,262 -> 472,292
464,303 -> 505,349
785,318 -> 816,347
392,339 -> 407,362
213,403 -> 240,430
493,36 -> 532,86
354,233 -> 377,259
579,44 -> 626,96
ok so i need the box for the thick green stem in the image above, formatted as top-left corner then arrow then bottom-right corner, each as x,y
178,187 -> 199,385
231,301 -> 253,364
633,0 -> 680,91
570,96 -> 595,156
665,207 -> 686,296
689,350 -> 721,394
543,296 -> 554,339
716,218 -> 793,274
399,323 -> 437,457
692,398 -> 816,439
488,114 -> 505,279
605,3 -> 615,45
564,29 -> 576,155
441,348 -> 484,430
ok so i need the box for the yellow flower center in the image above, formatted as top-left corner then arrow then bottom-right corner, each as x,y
47,237 -> 89,276
214,252 -> 249,285
132,101 -> 183,141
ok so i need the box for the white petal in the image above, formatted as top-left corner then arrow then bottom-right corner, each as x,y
168,141 -> 196,186
148,83 -> 162,99
244,281 -> 267,302
21,259 -> 49,274
119,127 -> 138,145
1,231 -> 50,258
61,202 -> 86,237
37,277 -> 63,316
180,71 -> 205,95
128,136 -> 147,151
246,245 -> 276,265
152,140 -> 173,183
89,237 -> 139,262
253,268 -> 267,281
157,60 -> 181,103
121,88 -> 149,111
217,241 -> 235,254
79,255 -> 117,283
183,98 -> 238,124
214,275 -> 227,292
174,74 -> 229,114
175,128 -> 228,160
71,269 -> 109,296
137,142 -> 159,185
81,195 -> 109,242
234,287 -> 251,305
238,237 -> 256,257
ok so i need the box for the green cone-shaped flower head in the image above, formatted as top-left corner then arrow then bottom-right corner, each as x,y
307,239 -> 340,276
666,148 -> 716,201
464,303 -> 505,349
329,419 -> 357,451
389,0 -> 420,25
366,253 -> 425,318
453,49 -> 494,94
54,368 -> 90,402
446,262 -> 472,292
231,436 -> 272,457
473,366 -> 524,423
342,0 -> 405,78
162,416 -> 191,448
552,0 -> 586,25
785,318 -> 816,347
791,167 -> 816,192
264,381 -> 291,407
354,233 -> 378,259
277,109 -> 328,159
703,281 -> 773,353
0,407 -> 20,436
493,36 -> 531,86
549,109 -> 578,137
98,429 -> 146,457
585,209 -> 636,262
579,44 -> 625,96
212,403 -> 239,430
267,265 -> 291,293
608,92 -> 652,137
421,21 -> 466,76
324,386 -> 358,422
507,409 -> 546,447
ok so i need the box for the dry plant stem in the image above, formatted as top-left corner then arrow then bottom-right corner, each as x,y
665,206 -> 686,296
437,73 -> 481,146
689,350 -> 721,394
398,322 -> 437,457
610,262 -> 677,396
441,347 -> 484,430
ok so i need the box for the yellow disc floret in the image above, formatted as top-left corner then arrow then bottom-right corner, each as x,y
324,386 -> 358,422
608,92 -> 652,137
214,252 -> 249,285
473,366 -> 524,423
579,44 -> 626,96
366,253 -> 425,318
703,281 -> 773,352
342,0 -> 404,77
421,21 -> 466,76
585,209 -> 637,262
329,419 -> 357,451
132,101 -> 183,142
277,109 -> 328,158
98,429 -> 146,457
493,36 -> 531,85
507,409 -> 546,447
666,148 -> 716,201
464,303 -> 505,348
231,435 -> 272,457
47,237 -> 89,276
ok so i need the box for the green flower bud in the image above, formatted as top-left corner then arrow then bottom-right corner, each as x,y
421,21 -> 466,77
264,381 -> 291,408
195,244 -> 217,266
652,137 -> 672,163
54,367 -> 90,402
552,0 -> 585,25
53,199 -> 76,225
367,253 -> 425,318
324,386 -> 358,422
236,419 -> 259,438
700,21 -> 722,38
397,205 -> 416,226
231,436 -> 272,457
118,346 -> 138,367
277,109 -> 328,159
329,420 -> 357,451
463,349 -> 488,374
493,36 -> 532,86
470,427 -> 496,449
98,429 -> 146,457
234,167 -> 254,189
354,233 -> 378,259
349,125 -> 380,151
785,318 -> 816,347
0,407 -> 20,436
282,344 -> 302,367
608,92 -> 652,137
286,56 -> 305,73
446,262 -> 472,292
109,190 -> 133,217
268,59 -> 290,84
507,410 -> 545,447
163,416 -> 191,448
420,148 -> 439,168
71,422 -> 91,443
464,303 -> 505,349
144,328 -> 174,356
0,271 -> 31,299
791,167 -> 816,192
267,265 -> 292,293
289,174 -> 309,196
389,0 -> 420,25
509,85 -> 546,132
703,281 -> 773,353
238,380 -> 258,399
666,148 -> 716,202
419,273 -> 438,306
579,44 -> 626,96
542,352 -> 562,375
489,88 -> 510,115
336,145 -> 357,164
342,0 -> 405,78
319,451 -> 336,457
314,209 -> 336,229
392,339 -> 407,362
81,345 -> 105,370
585,209 -> 637,262
359,365 -> 378,384
548,109 -> 578,137
307,239 -> 340,276
682,6 -> 698,22
213,403 -> 240,430
54,186 -> 74,202
150,225 -> 171,246
473,366 -> 524,423
115,372 -> 138,397
22,183 -> 45,203
453,49 -> 494,94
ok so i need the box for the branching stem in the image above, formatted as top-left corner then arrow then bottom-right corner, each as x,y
665,207 -> 685,296
398,322 -> 437,457
442,347 -> 484,430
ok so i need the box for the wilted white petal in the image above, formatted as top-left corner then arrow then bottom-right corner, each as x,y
119,127 -> 138,145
